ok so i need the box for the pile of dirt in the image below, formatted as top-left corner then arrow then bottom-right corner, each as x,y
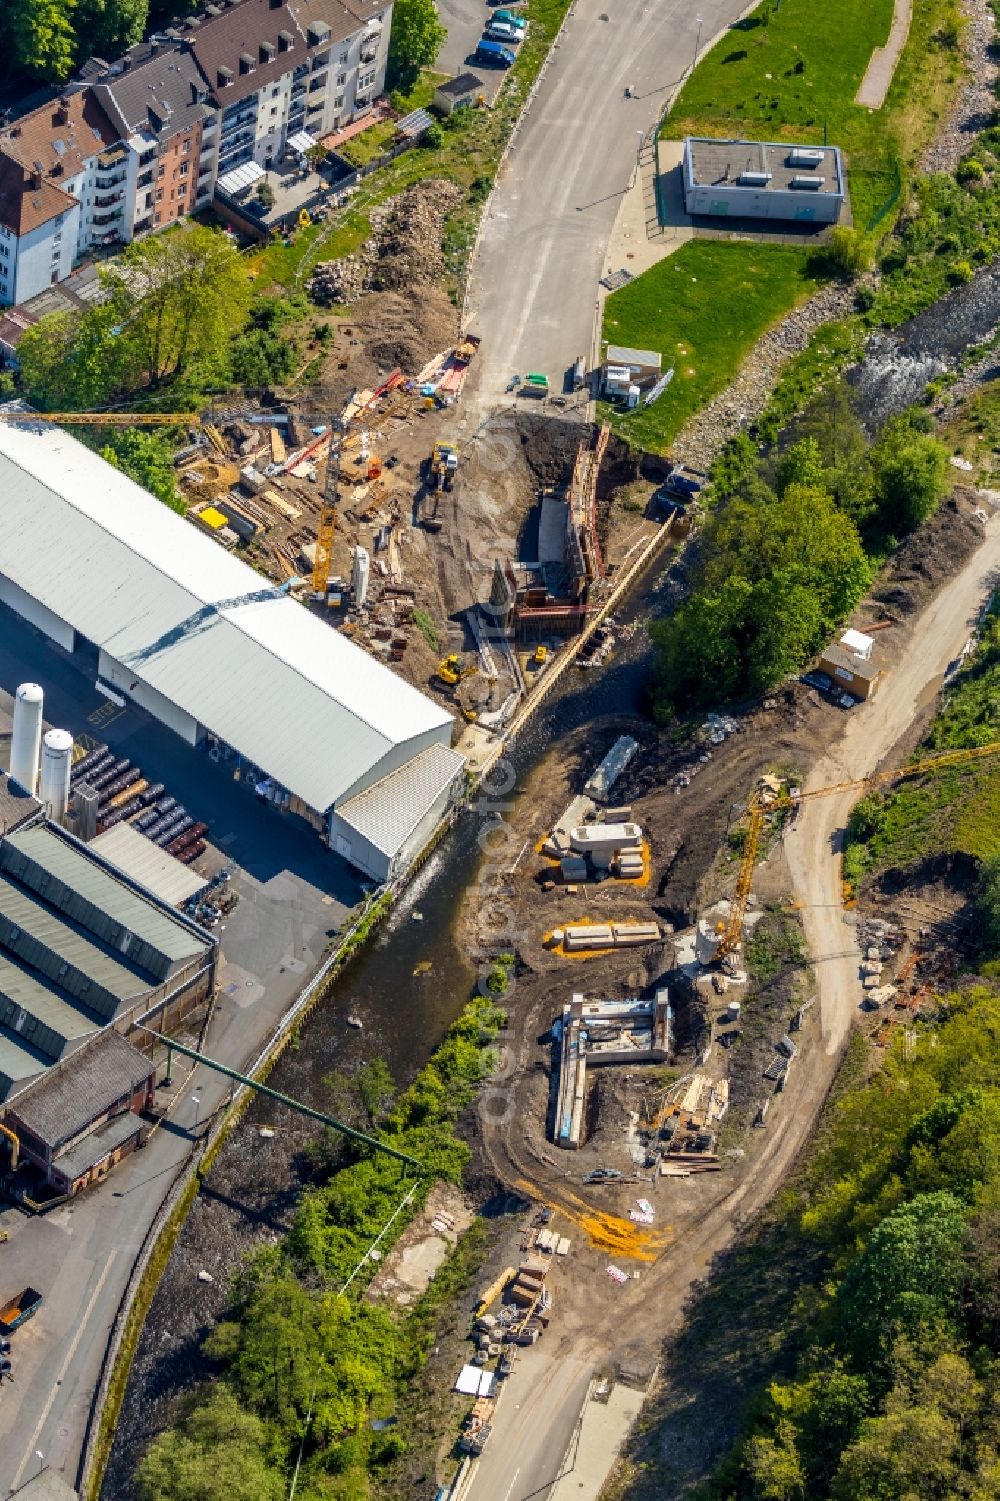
355,285 -> 459,372
869,493 -> 985,618
306,179 -> 463,306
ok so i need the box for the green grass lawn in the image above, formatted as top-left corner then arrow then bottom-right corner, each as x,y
601,240 -> 819,452
663,0 -> 962,230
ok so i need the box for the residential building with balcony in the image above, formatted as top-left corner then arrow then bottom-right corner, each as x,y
0,92 -> 119,306
92,40 -> 213,238
0,0 -> 393,308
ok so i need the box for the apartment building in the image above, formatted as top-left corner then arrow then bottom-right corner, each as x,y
0,92 -> 120,306
0,0 -> 392,308
91,41 -> 216,236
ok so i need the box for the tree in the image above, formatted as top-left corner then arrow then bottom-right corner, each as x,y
9,0 -> 78,80
74,0 -> 148,60
388,0 -> 445,90
99,429 -> 184,512
868,417 -> 949,535
16,305 -> 123,410
838,1190 -> 967,1351
136,1385 -> 284,1501
102,223 -> 251,386
978,852 -> 1000,958
355,1059 -> 395,1125
774,437 -> 825,496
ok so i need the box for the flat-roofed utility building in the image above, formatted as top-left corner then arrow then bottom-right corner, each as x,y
682,137 -> 845,224
0,416 -> 465,881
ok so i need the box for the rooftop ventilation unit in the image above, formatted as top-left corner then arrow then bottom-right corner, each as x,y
789,174 -> 824,189
738,170 -> 771,187
787,148 -> 825,168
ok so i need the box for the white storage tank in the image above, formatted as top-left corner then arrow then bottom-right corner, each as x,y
10,682 -> 44,794
39,728 -> 74,823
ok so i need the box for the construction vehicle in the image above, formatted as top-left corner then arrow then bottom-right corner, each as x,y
718,740 -> 1000,960
436,653 -> 478,686
532,645 -> 548,666
454,333 -> 481,365
430,441 -> 459,491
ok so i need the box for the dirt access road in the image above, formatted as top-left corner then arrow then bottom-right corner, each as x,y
787,506 -> 1000,1057
465,0 -> 749,412
466,511 -> 1000,1501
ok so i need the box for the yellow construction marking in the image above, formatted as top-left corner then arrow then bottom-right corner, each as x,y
515,1179 -> 670,1263
541,916 -> 659,961
88,701 -> 124,728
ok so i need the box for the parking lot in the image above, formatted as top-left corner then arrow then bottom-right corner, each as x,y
0,605 -> 363,1018
437,0 -> 517,104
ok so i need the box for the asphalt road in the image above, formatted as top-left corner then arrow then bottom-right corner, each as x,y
0,607 -> 359,1496
465,0 -> 744,411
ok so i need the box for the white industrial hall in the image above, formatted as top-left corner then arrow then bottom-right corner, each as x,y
0,418 -> 465,880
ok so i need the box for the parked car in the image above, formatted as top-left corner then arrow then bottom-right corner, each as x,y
493,8 -> 526,26
474,38 -> 517,66
800,670 -> 834,693
582,1167 -> 624,1184
484,21 -> 523,42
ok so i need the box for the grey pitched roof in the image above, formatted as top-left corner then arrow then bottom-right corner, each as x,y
335,742 -> 465,858
93,42 -> 211,140
436,73 -> 484,97
0,419 -> 454,814
0,772 -> 41,836
2,824 -> 211,978
7,1027 -> 153,1150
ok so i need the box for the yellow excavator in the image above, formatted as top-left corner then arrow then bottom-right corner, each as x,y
436,653 -> 478,687
718,740 -> 1000,959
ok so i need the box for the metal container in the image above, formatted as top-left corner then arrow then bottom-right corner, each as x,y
39,729 -> 73,823
10,683 -> 44,794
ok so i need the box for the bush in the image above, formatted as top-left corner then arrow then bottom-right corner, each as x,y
422,121 -> 444,149
824,226 -> 874,279
948,258 -> 975,284
957,156 -> 985,182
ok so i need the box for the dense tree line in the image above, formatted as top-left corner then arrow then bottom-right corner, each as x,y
0,0 -> 151,82
650,395 -> 949,719
714,982 -> 1000,1501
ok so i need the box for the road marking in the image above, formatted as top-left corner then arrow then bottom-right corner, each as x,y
10,1249 -> 119,1491
501,1468 -> 521,1501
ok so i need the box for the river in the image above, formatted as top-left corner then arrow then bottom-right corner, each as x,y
98,518 -> 667,1499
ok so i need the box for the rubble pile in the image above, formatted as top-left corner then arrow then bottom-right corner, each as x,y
306,179 -> 463,306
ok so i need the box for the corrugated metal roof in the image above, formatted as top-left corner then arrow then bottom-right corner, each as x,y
91,825 -> 206,907
7,1027 -> 153,1151
0,950 -> 100,1057
335,743 -> 465,858
0,874 -> 145,1017
605,345 -> 661,370
53,1105 -> 144,1181
0,421 -> 453,813
3,825 -> 208,973
0,1026 -> 49,1096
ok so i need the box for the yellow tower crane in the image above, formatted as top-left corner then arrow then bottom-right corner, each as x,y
718,740 -> 1000,958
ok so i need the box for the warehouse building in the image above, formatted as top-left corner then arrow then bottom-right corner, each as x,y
0,419 -> 465,881
0,814 -> 216,1103
682,137 -> 845,225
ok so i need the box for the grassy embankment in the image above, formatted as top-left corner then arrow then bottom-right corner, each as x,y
602,0 -> 961,452
843,596 -> 1000,888
129,975 -> 516,1501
